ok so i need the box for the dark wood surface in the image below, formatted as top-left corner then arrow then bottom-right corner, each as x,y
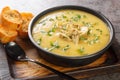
0,0 -> 120,80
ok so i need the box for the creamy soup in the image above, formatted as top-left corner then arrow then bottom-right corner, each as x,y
32,10 -> 110,57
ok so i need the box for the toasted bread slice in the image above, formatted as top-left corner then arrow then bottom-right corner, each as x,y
1,6 -> 23,30
18,12 -> 34,38
0,25 -> 18,43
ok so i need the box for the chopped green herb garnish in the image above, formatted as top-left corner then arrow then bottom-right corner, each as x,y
49,18 -> 54,21
71,14 -> 81,22
47,27 -> 56,36
78,47 -> 85,53
54,23 -> 57,28
63,45 -> 70,51
94,36 -> 100,41
85,22 -> 92,27
62,15 -> 67,18
106,34 -> 109,36
42,23 -> 46,26
96,29 -> 102,35
87,35 -> 100,45
77,14 -> 81,19
87,29 -> 92,35
55,16 -> 62,21
51,27 -> 56,32
37,38 -> 42,45
48,31 -> 53,36
83,15 -> 87,18
87,40 -> 94,45
93,22 -> 98,26
56,16 -> 58,19
84,22 -> 92,27
50,41 -> 60,48
93,36 -> 100,43
93,34 -> 98,37
48,41 -> 60,51
80,37 -> 87,41
39,19 -> 47,24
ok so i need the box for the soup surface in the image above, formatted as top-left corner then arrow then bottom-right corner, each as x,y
32,10 -> 110,57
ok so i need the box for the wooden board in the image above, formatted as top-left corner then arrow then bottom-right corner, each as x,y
6,38 -> 117,80
0,0 -> 119,80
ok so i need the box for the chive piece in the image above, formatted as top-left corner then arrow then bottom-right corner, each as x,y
82,22 -> 92,27
86,23 -> 91,27
62,15 -> 67,18
87,35 -> 100,45
100,30 -> 102,35
78,47 -> 85,53
63,45 -> 70,51
49,18 -> 54,21
93,34 -> 97,37
56,16 -> 58,20
42,23 -> 46,26
48,31 -> 53,36
82,21 -> 85,25
106,34 -> 109,36
95,36 -> 100,40
93,36 -> 100,43
39,19 -> 47,24
80,37 -> 87,41
55,16 -> 62,21
71,14 -> 81,22
48,41 -> 60,51
77,14 -> 81,19
88,40 -> 94,45
51,26 -> 56,32
73,17 -> 78,22
83,15 -> 87,18
54,24 -> 57,28
47,27 -> 56,36
93,22 -> 98,26
37,38 -> 42,45
96,29 -> 103,35
50,41 -> 60,48
87,29 -> 92,35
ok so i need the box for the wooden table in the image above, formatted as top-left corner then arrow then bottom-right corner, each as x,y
0,0 -> 120,80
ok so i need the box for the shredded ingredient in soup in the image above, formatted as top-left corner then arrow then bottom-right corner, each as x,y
32,10 -> 110,57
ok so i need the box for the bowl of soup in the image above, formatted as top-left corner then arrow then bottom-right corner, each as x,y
28,6 -> 114,67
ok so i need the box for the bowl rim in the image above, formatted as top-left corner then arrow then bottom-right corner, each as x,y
28,5 -> 115,59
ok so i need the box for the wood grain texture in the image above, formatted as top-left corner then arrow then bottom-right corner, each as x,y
0,0 -> 120,80
7,38 -> 108,79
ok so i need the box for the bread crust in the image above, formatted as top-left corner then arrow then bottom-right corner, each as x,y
0,25 -> 17,43
0,6 -> 34,43
1,6 -> 23,30
18,12 -> 33,38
